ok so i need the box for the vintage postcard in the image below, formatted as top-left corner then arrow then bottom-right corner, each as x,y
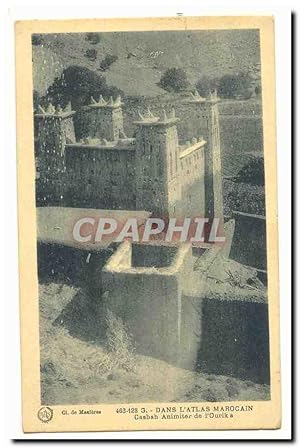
16,16 -> 280,432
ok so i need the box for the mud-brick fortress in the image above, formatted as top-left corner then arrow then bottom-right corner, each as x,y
34,90 -> 223,219
36,91 -> 269,378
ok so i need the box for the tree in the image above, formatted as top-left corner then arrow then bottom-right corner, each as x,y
85,33 -> 102,44
45,65 -> 123,110
235,157 -> 265,186
99,54 -> 118,71
195,76 -> 218,97
218,72 -> 252,99
158,68 -> 189,92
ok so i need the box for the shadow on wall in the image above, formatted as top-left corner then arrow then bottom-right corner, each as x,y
53,288 -> 107,344
197,298 -> 270,384
37,242 -> 114,292
131,244 -> 177,268
230,211 -> 267,271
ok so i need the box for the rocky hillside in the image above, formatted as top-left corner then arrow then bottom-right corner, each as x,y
32,29 -> 260,97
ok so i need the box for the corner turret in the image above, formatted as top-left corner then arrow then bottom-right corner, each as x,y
87,95 -> 124,141
34,102 -> 76,205
134,109 -> 181,216
181,91 -> 223,221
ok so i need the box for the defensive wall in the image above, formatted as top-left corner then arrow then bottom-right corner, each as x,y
101,241 -> 202,370
34,92 -> 222,222
65,139 -> 136,210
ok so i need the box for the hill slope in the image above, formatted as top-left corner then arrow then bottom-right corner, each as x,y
33,29 -> 260,97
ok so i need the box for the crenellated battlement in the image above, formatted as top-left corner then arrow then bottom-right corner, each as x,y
183,89 -> 219,104
133,107 -> 179,126
88,94 -> 123,109
35,102 -> 76,119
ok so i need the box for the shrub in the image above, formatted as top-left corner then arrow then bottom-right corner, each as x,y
235,157 -> 265,186
158,68 -> 189,92
99,54 -> 118,71
195,76 -> 218,97
85,33 -> 102,44
223,179 -> 265,216
218,72 -> 252,99
84,48 -> 97,61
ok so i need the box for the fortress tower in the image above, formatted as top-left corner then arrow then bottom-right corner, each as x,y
133,109 -> 182,217
34,103 -> 76,205
35,95 -> 224,222
87,95 -> 124,141
183,91 -> 223,222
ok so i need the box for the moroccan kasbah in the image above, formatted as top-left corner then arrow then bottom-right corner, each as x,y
33,30 -> 269,405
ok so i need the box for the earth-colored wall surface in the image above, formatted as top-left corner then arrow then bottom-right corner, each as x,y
102,242 -> 202,370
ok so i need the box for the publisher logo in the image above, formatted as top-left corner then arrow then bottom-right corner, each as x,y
37,406 -> 53,423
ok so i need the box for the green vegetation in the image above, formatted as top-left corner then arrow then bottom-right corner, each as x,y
235,157 -> 264,186
84,48 -> 97,61
223,180 -> 265,216
45,65 -> 123,109
195,72 -> 253,99
32,31 -> 261,97
195,76 -> 218,97
218,72 -> 252,99
158,68 -> 189,92
99,54 -> 119,72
